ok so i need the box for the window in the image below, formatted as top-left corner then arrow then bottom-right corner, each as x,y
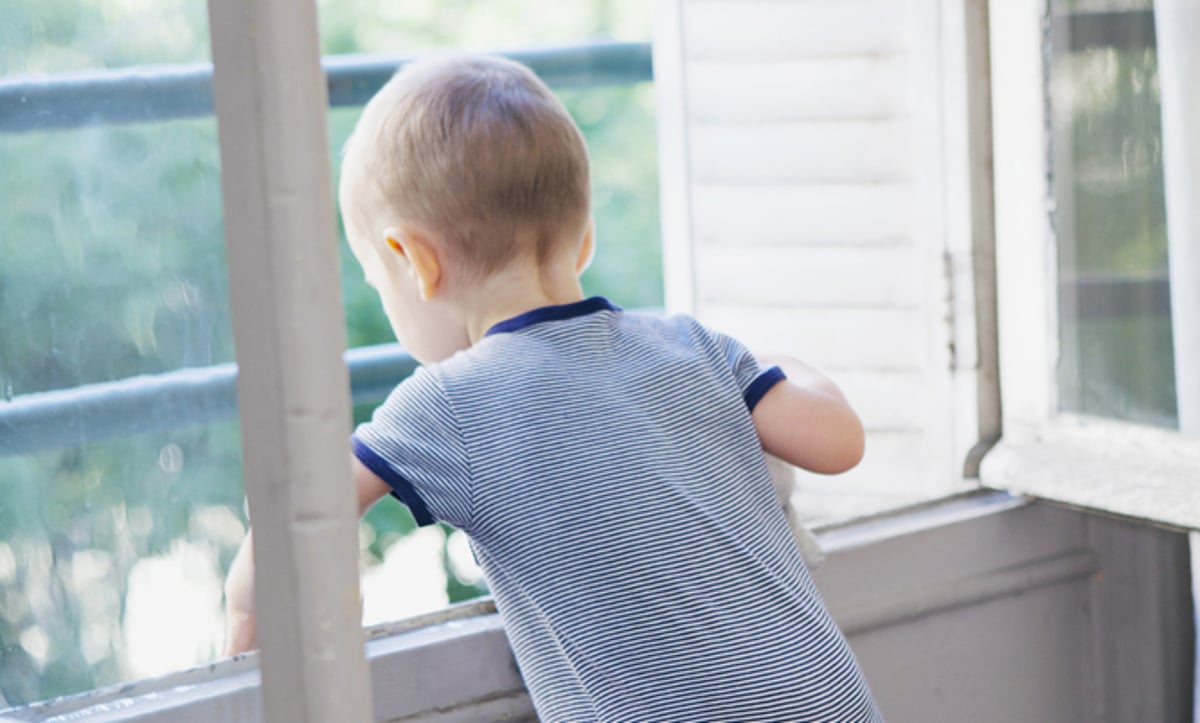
982,0 -> 1200,531
0,0 -> 656,710
1049,0 -> 1176,428
0,1 -> 239,704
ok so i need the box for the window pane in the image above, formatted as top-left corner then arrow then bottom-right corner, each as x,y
0,0 -> 658,706
0,0 -> 241,705
1050,0 -> 1178,427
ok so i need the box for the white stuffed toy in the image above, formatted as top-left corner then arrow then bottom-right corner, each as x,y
766,454 -> 825,569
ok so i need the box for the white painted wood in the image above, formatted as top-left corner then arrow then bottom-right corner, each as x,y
835,371 -> 938,432
1154,0 -> 1200,436
903,0 -> 959,490
690,182 -> 915,247
205,0 -> 372,720
687,57 -> 909,123
365,615 -> 527,720
694,245 -> 923,309
654,0 -> 698,315
960,0 -> 1002,468
988,0 -> 1057,436
698,304 -> 926,372
795,430 -> 948,497
935,0 -> 999,478
980,0 -> 1200,534
658,0 -> 994,516
980,415 -> 1200,532
690,120 -> 913,183
683,0 -> 909,60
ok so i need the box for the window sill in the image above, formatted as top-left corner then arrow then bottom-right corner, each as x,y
2,599 -> 532,723
980,414 -> 1200,531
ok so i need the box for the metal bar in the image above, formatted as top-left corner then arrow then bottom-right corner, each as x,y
0,41 -> 652,134
1057,275 -> 1172,320
205,0 -> 372,718
1050,10 -> 1156,53
0,344 -> 417,457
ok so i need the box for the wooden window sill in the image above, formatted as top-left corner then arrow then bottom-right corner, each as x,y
980,414 -> 1200,531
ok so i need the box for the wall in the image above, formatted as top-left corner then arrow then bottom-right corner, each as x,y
819,495 -> 1194,722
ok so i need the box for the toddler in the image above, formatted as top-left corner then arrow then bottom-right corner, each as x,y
225,54 -> 882,722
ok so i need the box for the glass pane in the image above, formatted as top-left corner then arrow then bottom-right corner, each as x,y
1049,0 -> 1178,427
0,1 -> 658,705
321,2 -> 660,626
0,0 -> 241,706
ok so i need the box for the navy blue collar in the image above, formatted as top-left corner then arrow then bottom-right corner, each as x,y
486,296 -> 621,336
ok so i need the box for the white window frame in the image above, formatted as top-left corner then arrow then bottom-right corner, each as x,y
980,0 -> 1200,532
205,0 -> 373,719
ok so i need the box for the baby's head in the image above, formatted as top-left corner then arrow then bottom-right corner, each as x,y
340,54 -> 592,360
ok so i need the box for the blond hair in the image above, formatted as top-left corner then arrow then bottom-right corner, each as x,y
342,54 -> 591,276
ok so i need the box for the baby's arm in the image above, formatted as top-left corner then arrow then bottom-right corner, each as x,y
222,455 -> 392,656
751,356 -> 864,474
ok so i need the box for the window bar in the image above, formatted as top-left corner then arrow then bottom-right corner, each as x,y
0,41 -> 651,134
204,0 -> 373,720
0,344 -> 419,458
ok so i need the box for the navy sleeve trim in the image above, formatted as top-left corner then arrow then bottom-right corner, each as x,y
743,366 -> 787,412
351,436 -> 437,527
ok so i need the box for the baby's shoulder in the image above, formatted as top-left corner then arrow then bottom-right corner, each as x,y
622,311 -> 740,364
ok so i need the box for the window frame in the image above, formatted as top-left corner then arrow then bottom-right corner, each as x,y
980,0 -> 1200,531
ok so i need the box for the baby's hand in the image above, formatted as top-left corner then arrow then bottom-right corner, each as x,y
223,533 -> 258,656
224,606 -> 257,656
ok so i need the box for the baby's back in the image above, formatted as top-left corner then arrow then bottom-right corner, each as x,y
356,299 -> 881,721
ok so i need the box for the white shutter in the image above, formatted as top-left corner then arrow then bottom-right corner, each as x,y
655,0 -> 995,521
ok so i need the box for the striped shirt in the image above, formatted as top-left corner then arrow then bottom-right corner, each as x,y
353,297 -> 882,722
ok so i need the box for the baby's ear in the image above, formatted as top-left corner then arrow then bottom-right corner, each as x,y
381,227 -> 407,260
386,225 -> 443,300
575,219 -> 596,274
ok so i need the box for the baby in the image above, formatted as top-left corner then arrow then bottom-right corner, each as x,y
225,54 -> 881,721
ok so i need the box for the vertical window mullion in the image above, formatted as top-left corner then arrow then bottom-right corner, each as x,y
989,0 -> 1057,432
1155,0 -> 1200,434
205,0 -> 374,721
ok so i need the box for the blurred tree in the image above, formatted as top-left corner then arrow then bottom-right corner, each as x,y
1050,0 -> 1177,425
0,0 -> 657,704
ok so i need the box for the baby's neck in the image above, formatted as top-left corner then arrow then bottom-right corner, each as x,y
461,259 -> 585,344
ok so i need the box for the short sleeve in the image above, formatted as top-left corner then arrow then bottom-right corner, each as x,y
351,367 -> 472,529
702,325 -> 787,413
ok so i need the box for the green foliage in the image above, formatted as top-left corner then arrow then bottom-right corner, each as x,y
1051,37 -> 1177,426
0,0 -> 658,706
